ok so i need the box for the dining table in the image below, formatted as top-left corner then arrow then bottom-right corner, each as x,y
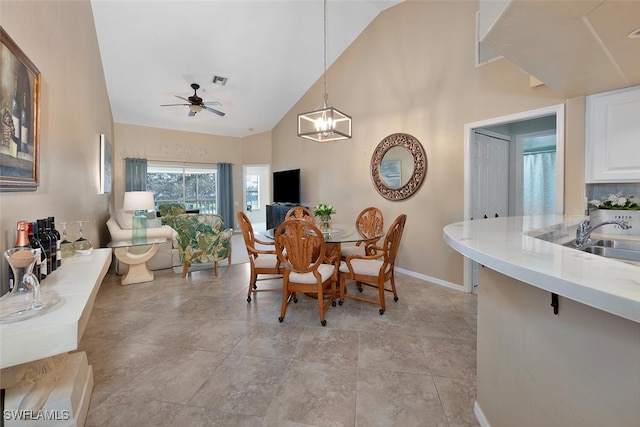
262,222 -> 385,264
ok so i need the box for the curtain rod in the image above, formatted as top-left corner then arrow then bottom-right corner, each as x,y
123,157 -> 233,165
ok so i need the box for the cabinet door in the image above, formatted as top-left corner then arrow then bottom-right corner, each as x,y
586,85 -> 640,183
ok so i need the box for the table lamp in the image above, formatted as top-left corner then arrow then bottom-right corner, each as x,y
123,191 -> 155,244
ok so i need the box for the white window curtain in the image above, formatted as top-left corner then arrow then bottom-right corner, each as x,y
523,151 -> 556,215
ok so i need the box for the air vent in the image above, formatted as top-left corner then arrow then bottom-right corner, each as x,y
212,75 -> 228,85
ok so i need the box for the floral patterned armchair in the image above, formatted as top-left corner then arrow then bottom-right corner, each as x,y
158,203 -> 187,230
173,213 -> 233,277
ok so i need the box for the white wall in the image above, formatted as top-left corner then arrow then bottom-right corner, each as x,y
270,0 -> 571,287
0,0 -> 113,293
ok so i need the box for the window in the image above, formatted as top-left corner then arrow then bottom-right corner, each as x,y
147,163 -> 217,213
245,174 -> 260,212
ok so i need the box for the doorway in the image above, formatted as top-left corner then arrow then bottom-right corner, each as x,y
463,104 -> 565,292
243,164 -> 270,232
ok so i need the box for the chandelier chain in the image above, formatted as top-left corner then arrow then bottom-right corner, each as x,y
323,0 -> 328,104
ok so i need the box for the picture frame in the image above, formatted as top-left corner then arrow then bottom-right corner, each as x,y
0,27 -> 41,191
100,134 -> 112,194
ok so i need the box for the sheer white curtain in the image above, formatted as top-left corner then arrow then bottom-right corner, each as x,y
523,151 -> 556,215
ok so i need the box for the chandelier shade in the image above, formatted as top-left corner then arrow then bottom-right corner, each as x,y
297,0 -> 352,142
297,103 -> 352,142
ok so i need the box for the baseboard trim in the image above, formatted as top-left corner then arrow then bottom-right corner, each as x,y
395,267 -> 467,292
474,401 -> 491,427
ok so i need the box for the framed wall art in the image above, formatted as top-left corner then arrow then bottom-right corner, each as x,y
100,134 -> 112,194
0,27 -> 41,191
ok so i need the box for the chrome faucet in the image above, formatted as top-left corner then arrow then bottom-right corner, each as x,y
575,219 -> 631,247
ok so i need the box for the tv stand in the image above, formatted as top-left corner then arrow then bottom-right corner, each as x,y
266,203 -> 306,230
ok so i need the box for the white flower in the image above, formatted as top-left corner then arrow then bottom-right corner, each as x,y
606,193 -> 619,203
589,193 -> 640,210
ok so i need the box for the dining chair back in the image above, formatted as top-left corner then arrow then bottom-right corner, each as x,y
339,214 -> 407,314
237,212 -> 283,302
341,207 -> 384,258
285,206 -> 314,223
274,219 -> 337,326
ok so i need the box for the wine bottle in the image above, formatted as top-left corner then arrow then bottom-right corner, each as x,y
9,221 -> 31,289
10,77 -> 20,157
49,217 -> 62,268
28,222 -> 45,281
43,218 -> 58,272
20,92 -> 29,156
15,220 -> 30,247
31,222 -> 47,281
36,219 -> 53,276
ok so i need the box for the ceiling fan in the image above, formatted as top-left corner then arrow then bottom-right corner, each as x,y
160,83 -> 225,117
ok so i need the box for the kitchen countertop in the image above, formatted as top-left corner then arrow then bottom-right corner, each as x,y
443,215 -> 640,323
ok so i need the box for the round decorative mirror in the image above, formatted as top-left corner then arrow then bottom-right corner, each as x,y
371,133 -> 427,201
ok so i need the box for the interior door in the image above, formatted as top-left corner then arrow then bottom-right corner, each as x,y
471,131 -> 510,220
470,131 -> 510,290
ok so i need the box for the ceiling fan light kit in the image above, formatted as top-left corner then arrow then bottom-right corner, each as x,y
297,0 -> 352,142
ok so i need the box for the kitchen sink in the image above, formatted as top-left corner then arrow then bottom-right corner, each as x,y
582,246 -> 640,262
590,240 -> 640,251
563,238 -> 640,263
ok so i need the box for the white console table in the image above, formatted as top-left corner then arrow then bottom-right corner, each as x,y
0,248 -> 111,426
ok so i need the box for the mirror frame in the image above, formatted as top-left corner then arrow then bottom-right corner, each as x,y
371,133 -> 427,201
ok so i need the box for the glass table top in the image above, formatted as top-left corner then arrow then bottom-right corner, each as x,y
107,237 -> 167,249
263,223 -> 384,244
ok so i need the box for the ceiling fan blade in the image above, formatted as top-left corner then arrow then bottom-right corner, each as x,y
203,101 -> 222,107
160,103 -> 189,107
204,105 -> 225,116
175,95 -> 190,102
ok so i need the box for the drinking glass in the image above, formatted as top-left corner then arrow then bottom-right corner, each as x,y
73,220 -> 93,256
59,222 -> 75,259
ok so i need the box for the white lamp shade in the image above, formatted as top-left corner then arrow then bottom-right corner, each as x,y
122,191 -> 155,211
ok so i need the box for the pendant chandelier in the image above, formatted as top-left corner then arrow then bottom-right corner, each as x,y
297,0 -> 352,142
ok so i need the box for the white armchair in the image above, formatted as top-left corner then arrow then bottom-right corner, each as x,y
106,210 -> 180,274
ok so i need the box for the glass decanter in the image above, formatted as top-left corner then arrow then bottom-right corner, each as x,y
73,220 -> 93,256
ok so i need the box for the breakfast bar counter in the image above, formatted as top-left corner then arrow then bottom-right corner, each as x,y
443,216 -> 640,427
443,215 -> 640,323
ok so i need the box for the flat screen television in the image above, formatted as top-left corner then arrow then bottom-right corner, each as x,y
273,169 -> 300,204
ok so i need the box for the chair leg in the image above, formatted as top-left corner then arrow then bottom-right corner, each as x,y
214,261 -> 219,276
279,285 -> 290,322
317,284 -> 326,326
339,275 -> 346,305
181,263 -> 190,278
390,273 -> 399,301
247,266 -> 256,302
378,277 -> 386,314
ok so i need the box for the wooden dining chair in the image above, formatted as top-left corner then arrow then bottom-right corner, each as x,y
341,207 -> 384,259
338,214 -> 407,314
274,219 -> 338,326
237,212 -> 283,302
285,206 -> 314,222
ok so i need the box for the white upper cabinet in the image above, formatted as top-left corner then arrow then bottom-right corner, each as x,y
586,85 -> 640,183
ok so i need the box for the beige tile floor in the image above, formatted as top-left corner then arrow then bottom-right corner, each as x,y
79,263 -> 479,427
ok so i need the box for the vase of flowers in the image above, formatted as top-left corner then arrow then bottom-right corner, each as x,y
313,203 -> 336,232
588,193 -> 640,235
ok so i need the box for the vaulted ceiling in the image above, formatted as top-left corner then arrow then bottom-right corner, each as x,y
91,0 -> 403,138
